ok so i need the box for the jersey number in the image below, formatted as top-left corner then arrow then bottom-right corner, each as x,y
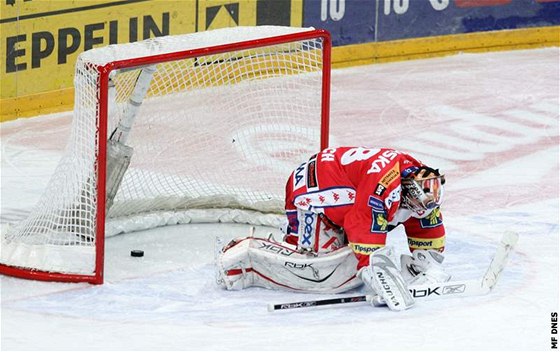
340,147 -> 399,174
340,147 -> 380,165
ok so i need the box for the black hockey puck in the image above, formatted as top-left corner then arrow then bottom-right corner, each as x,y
130,250 -> 144,257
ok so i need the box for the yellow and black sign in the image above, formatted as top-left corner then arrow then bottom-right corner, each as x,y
197,0 -> 301,31
0,0 -> 303,120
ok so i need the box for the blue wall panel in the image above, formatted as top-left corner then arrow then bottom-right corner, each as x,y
302,0 -> 560,46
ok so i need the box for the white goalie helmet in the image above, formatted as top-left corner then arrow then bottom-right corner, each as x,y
401,166 -> 445,212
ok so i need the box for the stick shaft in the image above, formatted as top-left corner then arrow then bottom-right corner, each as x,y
110,65 -> 156,144
268,295 -> 369,312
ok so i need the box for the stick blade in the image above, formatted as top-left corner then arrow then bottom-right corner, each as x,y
482,231 -> 519,290
502,231 -> 519,247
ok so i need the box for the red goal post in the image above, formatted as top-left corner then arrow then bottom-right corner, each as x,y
0,26 -> 331,284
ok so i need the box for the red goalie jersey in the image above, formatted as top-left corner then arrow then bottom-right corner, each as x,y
284,147 -> 446,269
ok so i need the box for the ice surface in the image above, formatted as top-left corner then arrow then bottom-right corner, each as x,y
1,48 -> 558,351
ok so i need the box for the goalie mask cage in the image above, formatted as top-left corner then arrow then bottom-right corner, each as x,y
0,26 -> 331,284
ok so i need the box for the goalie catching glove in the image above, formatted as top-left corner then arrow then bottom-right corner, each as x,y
400,249 -> 451,285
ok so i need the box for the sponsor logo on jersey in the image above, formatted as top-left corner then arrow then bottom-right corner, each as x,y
407,236 -> 445,249
407,238 -> 433,248
368,196 -> 384,211
349,242 -> 383,255
374,184 -> 386,196
420,208 -> 443,228
368,201 -> 388,233
384,185 -> 402,209
379,163 -> 400,187
299,211 -> 317,247
307,156 -> 318,189
370,209 -> 388,233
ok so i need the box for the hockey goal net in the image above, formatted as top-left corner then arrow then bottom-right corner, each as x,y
0,26 -> 331,284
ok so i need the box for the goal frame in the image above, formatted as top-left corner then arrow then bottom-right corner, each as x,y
0,29 -> 331,284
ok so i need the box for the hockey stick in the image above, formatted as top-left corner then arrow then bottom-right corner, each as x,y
268,231 -> 519,312
267,279 -> 487,312
105,65 -> 156,213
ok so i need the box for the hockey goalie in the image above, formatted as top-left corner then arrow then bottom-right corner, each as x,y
216,147 -> 450,310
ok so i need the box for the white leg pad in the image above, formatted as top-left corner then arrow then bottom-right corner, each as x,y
217,237 -> 362,293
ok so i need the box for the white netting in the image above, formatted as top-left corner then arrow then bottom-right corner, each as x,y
1,26 -> 327,276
